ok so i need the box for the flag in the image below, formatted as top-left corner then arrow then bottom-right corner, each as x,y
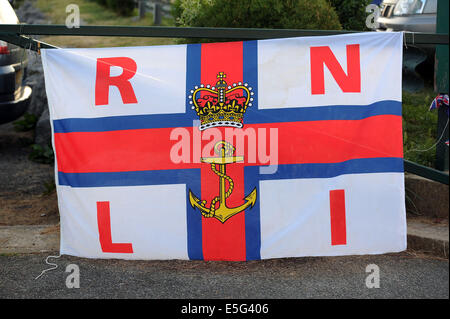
429,94 -> 449,121
429,94 -> 449,113
41,32 -> 406,261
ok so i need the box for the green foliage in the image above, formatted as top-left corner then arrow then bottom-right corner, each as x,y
402,89 -> 440,167
173,0 -> 342,42
329,0 -> 371,31
29,144 -> 54,164
93,0 -> 135,16
13,113 -> 38,132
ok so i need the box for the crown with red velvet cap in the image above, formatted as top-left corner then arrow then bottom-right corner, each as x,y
189,72 -> 254,131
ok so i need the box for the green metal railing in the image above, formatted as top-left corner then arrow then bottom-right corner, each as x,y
0,24 -> 448,51
0,24 -> 448,185
404,160 -> 448,185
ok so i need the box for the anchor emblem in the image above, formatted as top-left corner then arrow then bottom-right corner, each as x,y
189,141 -> 257,223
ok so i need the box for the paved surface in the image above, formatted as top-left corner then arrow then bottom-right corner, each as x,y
0,252 -> 447,299
0,225 -> 59,254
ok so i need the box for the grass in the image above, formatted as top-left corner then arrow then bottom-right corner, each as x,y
402,87 -> 441,167
34,0 -> 177,48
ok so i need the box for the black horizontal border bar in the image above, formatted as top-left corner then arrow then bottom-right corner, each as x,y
0,24 -> 448,44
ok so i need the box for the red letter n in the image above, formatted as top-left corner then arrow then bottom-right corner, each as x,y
95,57 -> 138,106
97,201 -> 133,253
310,44 -> 361,95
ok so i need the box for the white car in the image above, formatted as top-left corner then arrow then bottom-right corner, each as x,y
377,0 -> 437,33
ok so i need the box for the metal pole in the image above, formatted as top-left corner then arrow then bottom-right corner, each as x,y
434,0 -> 449,171
138,0 -> 146,20
153,2 -> 162,26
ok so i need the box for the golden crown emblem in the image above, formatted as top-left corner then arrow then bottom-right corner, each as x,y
189,72 -> 254,131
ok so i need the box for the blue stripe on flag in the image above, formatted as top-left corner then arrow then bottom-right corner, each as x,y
52,100 -> 402,133
244,166 -> 261,261
57,158 -> 404,188
53,113 -> 196,134
185,43 -> 203,260
256,157 -> 404,181
58,168 -> 200,187
245,100 -> 401,124
186,43 -> 201,114
243,40 -> 261,260
243,41 -> 258,110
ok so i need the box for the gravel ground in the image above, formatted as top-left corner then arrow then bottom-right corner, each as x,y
0,252 -> 448,299
0,122 -> 58,225
0,123 -> 50,195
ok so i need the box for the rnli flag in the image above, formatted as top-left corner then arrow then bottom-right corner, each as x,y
42,32 -> 406,261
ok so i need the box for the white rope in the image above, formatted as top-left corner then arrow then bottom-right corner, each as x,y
404,119 -> 449,154
34,254 -> 61,280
